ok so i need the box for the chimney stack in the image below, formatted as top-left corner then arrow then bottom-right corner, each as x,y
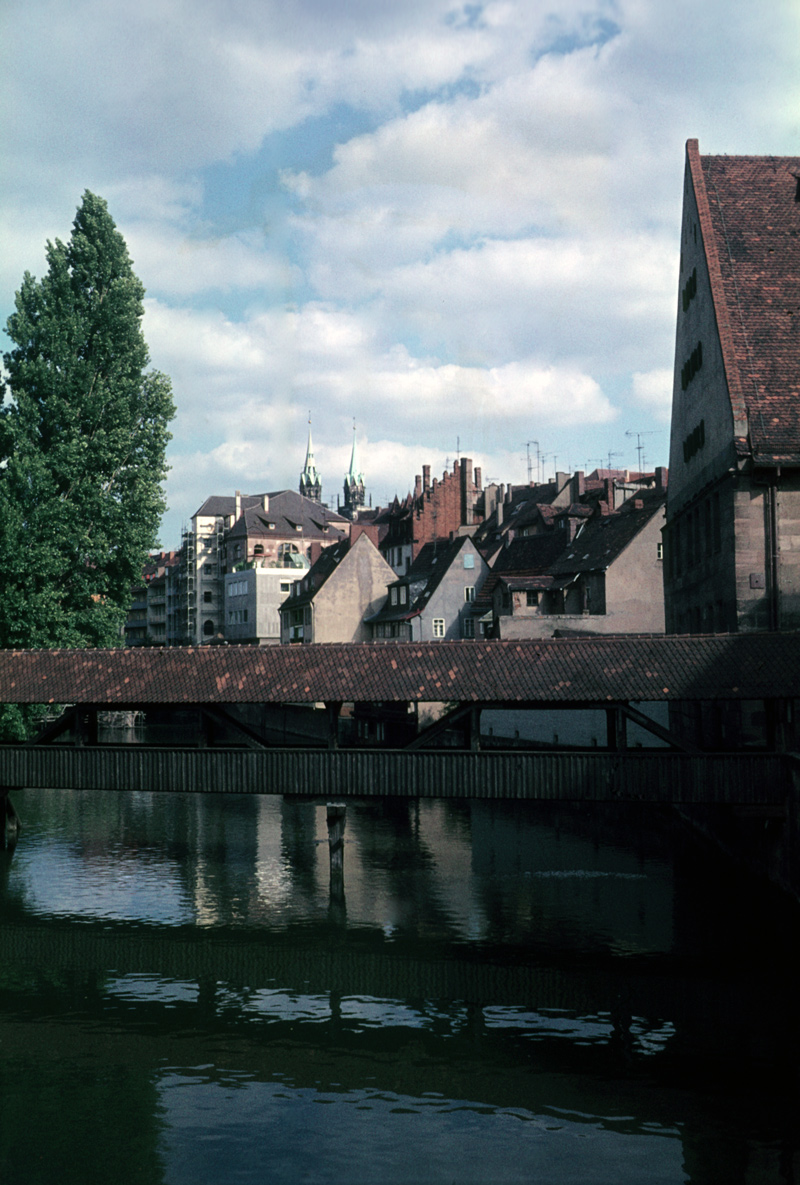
235,490 -> 242,520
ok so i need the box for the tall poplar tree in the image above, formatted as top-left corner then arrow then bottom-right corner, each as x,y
0,191 -> 175,651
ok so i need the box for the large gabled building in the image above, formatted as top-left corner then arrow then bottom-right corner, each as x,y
175,489 -> 348,645
664,140 -> 800,634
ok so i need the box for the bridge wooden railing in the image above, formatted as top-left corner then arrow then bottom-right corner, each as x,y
0,745 -> 790,806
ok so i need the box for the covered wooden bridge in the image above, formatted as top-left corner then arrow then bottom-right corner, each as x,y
0,634 -> 798,805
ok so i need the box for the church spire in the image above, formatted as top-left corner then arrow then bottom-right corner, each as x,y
343,419 -> 366,519
299,413 -> 322,502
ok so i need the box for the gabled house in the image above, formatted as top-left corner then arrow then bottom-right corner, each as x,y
484,488 -> 666,639
664,140 -> 800,634
280,528 -> 394,644
470,534 -> 569,638
367,534 -> 489,641
174,488 -> 348,645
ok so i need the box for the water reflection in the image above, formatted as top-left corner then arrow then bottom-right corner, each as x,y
0,790 -> 798,1184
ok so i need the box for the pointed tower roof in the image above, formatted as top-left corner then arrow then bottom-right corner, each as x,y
299,415 -> 322,501
346,421 -> 365,486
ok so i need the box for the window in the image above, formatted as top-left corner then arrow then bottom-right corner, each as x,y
462,617 -> 475,638
657,542 -> 664,562
432,618 -> 445,638
390,587 -> 398,605
280,581 -> 292,593
464,586 -> 475,602
526,590 -> 539,607
203,619 -> 214,636
203,590 -> 213,603
463,554 -> 475,569
399,585 -> 408,605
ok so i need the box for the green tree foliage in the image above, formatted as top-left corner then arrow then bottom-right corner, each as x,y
0,191 -> 175,652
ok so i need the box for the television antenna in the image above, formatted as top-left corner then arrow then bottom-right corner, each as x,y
625,429 -> 659,472
525,441 -> 540,484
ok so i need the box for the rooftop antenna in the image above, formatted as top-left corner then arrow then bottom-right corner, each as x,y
625,429 -> 658,472
526,440 -> 540,484
606,450 -> 622,471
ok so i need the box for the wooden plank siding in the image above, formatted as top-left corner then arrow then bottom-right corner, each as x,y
0,746 -> 789,805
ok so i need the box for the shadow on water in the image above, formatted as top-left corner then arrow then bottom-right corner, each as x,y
0,790 -> 798,1185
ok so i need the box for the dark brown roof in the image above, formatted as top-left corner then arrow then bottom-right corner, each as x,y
550,490 -> 665,576
223,490 -> 348,540
1,634 -> 798,706
692,143 -> 800,460
368,536 -> 478,624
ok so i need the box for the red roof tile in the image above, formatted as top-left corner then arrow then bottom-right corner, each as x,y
0,635 -> 798,706
692,144 -> 800,459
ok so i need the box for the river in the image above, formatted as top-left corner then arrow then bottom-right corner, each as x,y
0,789 -> 798,1184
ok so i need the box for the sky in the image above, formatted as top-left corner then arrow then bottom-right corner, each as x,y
2,0 -> 799,547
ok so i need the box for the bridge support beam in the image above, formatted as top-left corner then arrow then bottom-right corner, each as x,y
606,707 -> 627,752
325,702 -> 342,750
75,707 -> 99,747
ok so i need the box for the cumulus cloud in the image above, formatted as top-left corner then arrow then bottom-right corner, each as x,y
3,0 -> 800,545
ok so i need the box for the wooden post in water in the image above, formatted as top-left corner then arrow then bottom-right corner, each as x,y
327,802 -> 346,896
1,790 -> 20,845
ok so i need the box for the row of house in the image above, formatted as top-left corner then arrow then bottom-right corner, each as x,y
125,460 -> 667,648
275,466 -> 667,645
126,141 -> 800,652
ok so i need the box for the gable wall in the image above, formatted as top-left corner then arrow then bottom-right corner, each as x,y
312,535 -> 394,644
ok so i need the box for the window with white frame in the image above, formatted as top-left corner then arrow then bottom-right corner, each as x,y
432,618 -> 445,638
464,586 -> 475,602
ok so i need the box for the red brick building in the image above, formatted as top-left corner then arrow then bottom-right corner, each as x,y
377,457 -> 484,573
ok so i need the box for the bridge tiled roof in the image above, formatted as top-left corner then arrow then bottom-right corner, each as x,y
1,634 -> 798,706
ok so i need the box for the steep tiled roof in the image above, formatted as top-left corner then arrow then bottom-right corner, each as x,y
693,144 -> 800,460
281,537 -> 350,610
473,534 -> 567,612
196,490 -> 348,533
550,491 -> 665,576
369,536 -> 475,623
1,635 -> 798,705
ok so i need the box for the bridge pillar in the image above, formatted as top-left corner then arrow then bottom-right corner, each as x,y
468,706 -> 481,752
325,702 -> 342,750
606,707 -> 627,752
75,707 -> 99,747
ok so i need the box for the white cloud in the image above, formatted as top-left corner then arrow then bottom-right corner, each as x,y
631,369 -> 673,423
4,0 -> 800,548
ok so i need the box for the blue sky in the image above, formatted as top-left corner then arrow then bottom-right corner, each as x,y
2,0 -> 799,545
